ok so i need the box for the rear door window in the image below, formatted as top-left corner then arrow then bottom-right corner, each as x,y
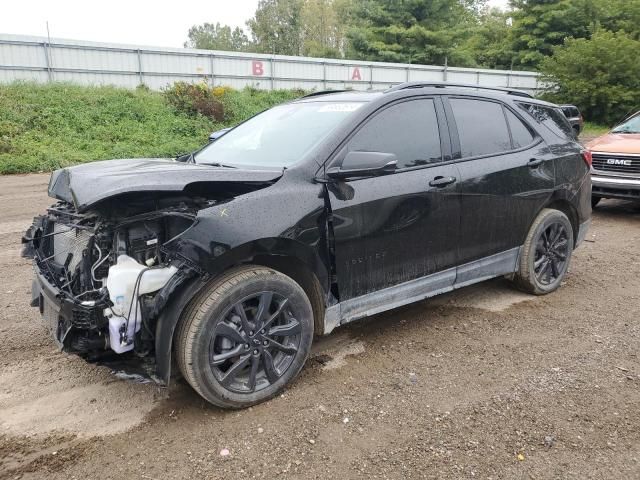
345,98 -> 442,168
449,98 -> 512,158
518,103 -> 574,140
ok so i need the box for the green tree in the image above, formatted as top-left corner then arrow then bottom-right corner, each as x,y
301,0 -> 351,57
540,30 -> 640,125
345,0 -> 485,66
598,0 -> 640,39
184,22 -> 251,51
509,0 -> 640,69
247,0 -> 305,55
456,7 -> 515,69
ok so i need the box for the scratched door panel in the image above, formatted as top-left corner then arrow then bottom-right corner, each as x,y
329,165 -> 460,300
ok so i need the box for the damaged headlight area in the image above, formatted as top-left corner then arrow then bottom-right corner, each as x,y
22,199 -> 201,366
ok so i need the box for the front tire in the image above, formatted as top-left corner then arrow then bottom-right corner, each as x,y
175,266 -> 314,409
513,209 -> 574,295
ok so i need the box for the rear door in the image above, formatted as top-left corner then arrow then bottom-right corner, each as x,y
326,97 -> 461,300
444,96 -> 555,267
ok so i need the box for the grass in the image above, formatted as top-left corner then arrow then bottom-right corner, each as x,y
582,122 -> 610,138
0,82 -> 303,174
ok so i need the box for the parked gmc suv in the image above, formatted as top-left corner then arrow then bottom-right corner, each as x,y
23,82 -> 592,408
587,111 -> 640,207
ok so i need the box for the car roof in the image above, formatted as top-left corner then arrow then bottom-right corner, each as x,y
292,83 -> 556,107
294,91 -> 382,103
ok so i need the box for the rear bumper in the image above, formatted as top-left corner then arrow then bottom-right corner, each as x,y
591,174 -> 640,200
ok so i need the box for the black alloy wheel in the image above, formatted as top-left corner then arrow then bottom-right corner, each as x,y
209,292 -> 301,393
176,266 -> 314,409
533,222 -> 570,286
513,208 -> 574,295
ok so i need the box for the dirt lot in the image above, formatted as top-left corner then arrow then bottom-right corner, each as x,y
1,172 -> 639,480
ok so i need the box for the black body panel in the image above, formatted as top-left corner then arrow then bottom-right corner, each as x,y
327,164 -> 460,300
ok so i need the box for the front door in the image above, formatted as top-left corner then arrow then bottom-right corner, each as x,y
326,97 -> 461,301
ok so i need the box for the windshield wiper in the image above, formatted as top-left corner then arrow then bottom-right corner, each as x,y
201,161 -> 237,169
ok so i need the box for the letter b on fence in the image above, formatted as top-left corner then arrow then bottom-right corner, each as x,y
252,61 -> 264,76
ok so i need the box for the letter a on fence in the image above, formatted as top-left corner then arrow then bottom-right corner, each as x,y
351,67 -> 362,81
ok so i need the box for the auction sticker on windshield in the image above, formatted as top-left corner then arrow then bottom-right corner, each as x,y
318,103 -> 364,113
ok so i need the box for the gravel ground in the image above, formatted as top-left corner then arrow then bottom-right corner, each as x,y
1,170 -> 639,480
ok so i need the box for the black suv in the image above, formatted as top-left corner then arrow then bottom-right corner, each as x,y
560,104 -> 584,137
23,82 -> 592,408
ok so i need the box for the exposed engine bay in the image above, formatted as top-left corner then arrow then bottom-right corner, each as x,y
22,158 -> 288,384
22,194 -> 211,371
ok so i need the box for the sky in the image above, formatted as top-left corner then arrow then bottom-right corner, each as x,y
0,0 -> 510,49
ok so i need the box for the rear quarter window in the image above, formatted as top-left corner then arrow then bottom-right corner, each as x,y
518,103 -> 574,140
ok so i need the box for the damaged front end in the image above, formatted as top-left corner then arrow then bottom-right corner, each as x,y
22,197 -> 203,381
22,159 -> 285,384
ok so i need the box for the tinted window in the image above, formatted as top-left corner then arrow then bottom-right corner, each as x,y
345,99 -> 442,169
450,98 -> 512,157
561,106 -> 579,118
505,109 -> 535,148
518,103 -> 574,140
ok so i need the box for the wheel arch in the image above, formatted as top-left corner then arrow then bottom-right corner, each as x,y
541,198 -> 579,247
249,254 -> 326,336
155,238 -> 329,384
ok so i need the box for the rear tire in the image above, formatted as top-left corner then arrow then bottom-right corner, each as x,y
175,266 -> 314,409
513,209 -> 574,295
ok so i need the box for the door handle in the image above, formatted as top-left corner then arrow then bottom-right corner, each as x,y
429,176 -> 457,188
528,158 -> 544,168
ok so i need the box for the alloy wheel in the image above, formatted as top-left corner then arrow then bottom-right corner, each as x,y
208,292 -> 301,394
534,222 -> 570,285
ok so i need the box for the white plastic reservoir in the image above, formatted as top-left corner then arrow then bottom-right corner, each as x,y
104,255 -> 178,354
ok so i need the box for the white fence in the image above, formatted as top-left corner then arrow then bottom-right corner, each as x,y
0,33 -> 541,92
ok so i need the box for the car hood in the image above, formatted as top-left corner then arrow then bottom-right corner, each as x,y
48,158 -> 284,212
587,133 -> 640,154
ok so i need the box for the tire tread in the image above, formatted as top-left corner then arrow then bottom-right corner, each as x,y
175,266 -> 305,408
513,208 -> 573,295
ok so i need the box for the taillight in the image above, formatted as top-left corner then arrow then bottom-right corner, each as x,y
581,150 -> 592,168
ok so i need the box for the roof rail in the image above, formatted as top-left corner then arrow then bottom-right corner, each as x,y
301,89 -> 350,98
385,81 -> 533,99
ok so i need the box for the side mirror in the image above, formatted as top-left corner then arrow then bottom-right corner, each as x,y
209,127 -> 232,143
327,151 -> 398,180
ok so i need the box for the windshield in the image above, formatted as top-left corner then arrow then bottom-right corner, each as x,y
195,101 -> 365,168
612,113 -> 640,134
